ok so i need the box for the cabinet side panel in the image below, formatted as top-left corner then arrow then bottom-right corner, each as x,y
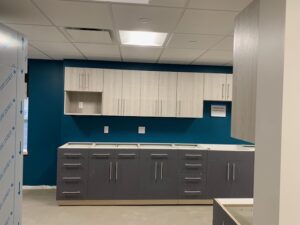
231,0 -> 259,143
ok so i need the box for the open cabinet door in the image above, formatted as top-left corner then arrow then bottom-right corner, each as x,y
0,23 -> 27,225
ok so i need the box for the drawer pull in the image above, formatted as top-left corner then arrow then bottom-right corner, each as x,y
184,177 -> 202,181
184,190 -> 202,194
151,154 -> 168,159
92,153 -> 110,158
185,163 -> 203,168
63,163 -> 82,168
62,177 -> 81,182
118,153 -> 137,158
185,154 -> 203,159
63,153 -> 82,158
62,191 -> 81,195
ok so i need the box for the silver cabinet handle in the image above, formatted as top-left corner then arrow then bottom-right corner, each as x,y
109,161 -> 112,182
179,101 -> 182,116
115,161 -> 118,182
227,162 -> 230,182
185,163 -> 202,168
156,100 -> 159,116
62,177 -> 81,182
160,100 -> 163,115
87,72 -> 90,90
151,153 -> 168,159
63,163 -> 81,168
62,191 -> 81,195
154,161 -> 158,182
92,153 -> 110,158
184,177 -> 202,181
184,191 -> 202,194
160,162 -> 164,180
232,163 -> 236,182
222,84 -> 225,99
118,153 -> 137,158
227,84 -> 230,100
118,99 -> 120,115
185,154 -> 203,159
63,153 -> 82,158
123,99 -> 125,115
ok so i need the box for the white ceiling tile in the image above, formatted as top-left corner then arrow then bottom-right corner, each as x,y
65,29 -> 113,44
193,50 -> 233,65
159,48 -> 204,64
6,24 -> 68,42
176,9 -> 238,35
30,41 -> 84,60
149,0 -> 188,7
75,43 -> 121,61
0,0 -> 51,25
121,46 -> 162,63
112,4 -> 183,32
28,45 -> 51,60
212,37 -> 234,51
189,0 -> 253,11
167,33 -> 224,49
33,0 -> 113,29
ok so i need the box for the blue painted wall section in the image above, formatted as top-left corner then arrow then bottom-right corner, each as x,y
25,59 -> 246,185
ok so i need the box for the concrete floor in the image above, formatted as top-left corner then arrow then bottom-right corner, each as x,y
23,189 -> 213,225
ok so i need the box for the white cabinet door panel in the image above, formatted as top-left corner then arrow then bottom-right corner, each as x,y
158,72 -> 177,117
102,69 -> 123,116
86,68 -> 103,92
140,71 -> 159,117
122,70 -> 141,116
177,73 -> 204,118
204,73 -> 227,101
226,74 -> 233,101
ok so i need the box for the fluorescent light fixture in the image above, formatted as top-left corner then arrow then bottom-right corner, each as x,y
91,0 -> 149,4
119,30 -> 168,47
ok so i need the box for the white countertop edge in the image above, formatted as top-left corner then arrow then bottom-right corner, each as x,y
215,198 -> 254,205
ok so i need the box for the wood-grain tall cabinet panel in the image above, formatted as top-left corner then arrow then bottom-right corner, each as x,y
102,69 -> 123,116
122,70 -> 141,116
140,71 -> 159,117
158,72 -> 177,117
204,73 -> 227,101
177,73 -> 204,118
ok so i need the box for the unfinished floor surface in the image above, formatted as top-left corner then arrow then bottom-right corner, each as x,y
23,189 -> 213,225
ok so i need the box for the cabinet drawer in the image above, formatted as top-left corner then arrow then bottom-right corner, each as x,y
58,149 -> 87,163
179,187 -> 206,199
179,162 -> 206,174
59,162 -> 86,177
178,151 -> 207,161
180,174 -> 206,185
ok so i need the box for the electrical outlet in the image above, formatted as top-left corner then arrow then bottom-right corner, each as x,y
78,102 -> 83,109
138,126 -> 146,134
104,126 -> 109,134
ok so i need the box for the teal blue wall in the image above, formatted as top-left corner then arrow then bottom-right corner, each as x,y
24,59 -> 246,185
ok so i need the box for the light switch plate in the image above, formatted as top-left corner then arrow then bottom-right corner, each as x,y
104,126 -> 109,134
78,101 -> 84,109
138,126 -> 146,134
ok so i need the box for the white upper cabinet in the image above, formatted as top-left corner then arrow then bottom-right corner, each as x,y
177,73 -> 204,118
122,70 -> 141,116
65,67 -> 103,92
102,69 -> 123,116
140,71 -> 159,117
204,73 -> 232,101
158,72 -> 178,117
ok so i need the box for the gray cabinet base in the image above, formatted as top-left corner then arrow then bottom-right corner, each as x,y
57,199 -> 213,206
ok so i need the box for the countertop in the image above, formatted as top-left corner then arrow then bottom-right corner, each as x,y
215,198 -> 253,225
59,142 -> 255,152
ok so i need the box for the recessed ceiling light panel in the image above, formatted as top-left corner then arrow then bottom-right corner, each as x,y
119,30 -> 168,47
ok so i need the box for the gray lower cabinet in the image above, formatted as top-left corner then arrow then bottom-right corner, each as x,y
57,148 -> 254,202
88,149 -> 140,200
140,150 -> 178,199
207,151 -> 254,198
88,149 -> 114,200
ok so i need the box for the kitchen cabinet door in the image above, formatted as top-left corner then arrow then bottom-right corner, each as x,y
114,150 -> 140,199
88,149 -> 115,200
158,72 -> 177,117
85,68 -> 103,92
140,150 -> 178,199
225,74 -> 233,101
177,73 -> 204,118
140,71 -> 159,117
230,152 -> 254,198
65,67 -> 80,91
204,73 -> 227,101
122,70 -> 141,116
102,69 -> 123,116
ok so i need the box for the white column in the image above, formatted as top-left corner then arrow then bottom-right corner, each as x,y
254,0 -> 300,224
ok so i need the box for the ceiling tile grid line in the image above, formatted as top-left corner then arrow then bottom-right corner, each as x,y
30,0 -> 87,60
190,35 -> 233,65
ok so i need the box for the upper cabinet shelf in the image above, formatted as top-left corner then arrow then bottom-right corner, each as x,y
64,67 -> 232,118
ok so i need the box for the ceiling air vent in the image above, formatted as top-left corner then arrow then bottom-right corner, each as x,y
65,27 -> 113,44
